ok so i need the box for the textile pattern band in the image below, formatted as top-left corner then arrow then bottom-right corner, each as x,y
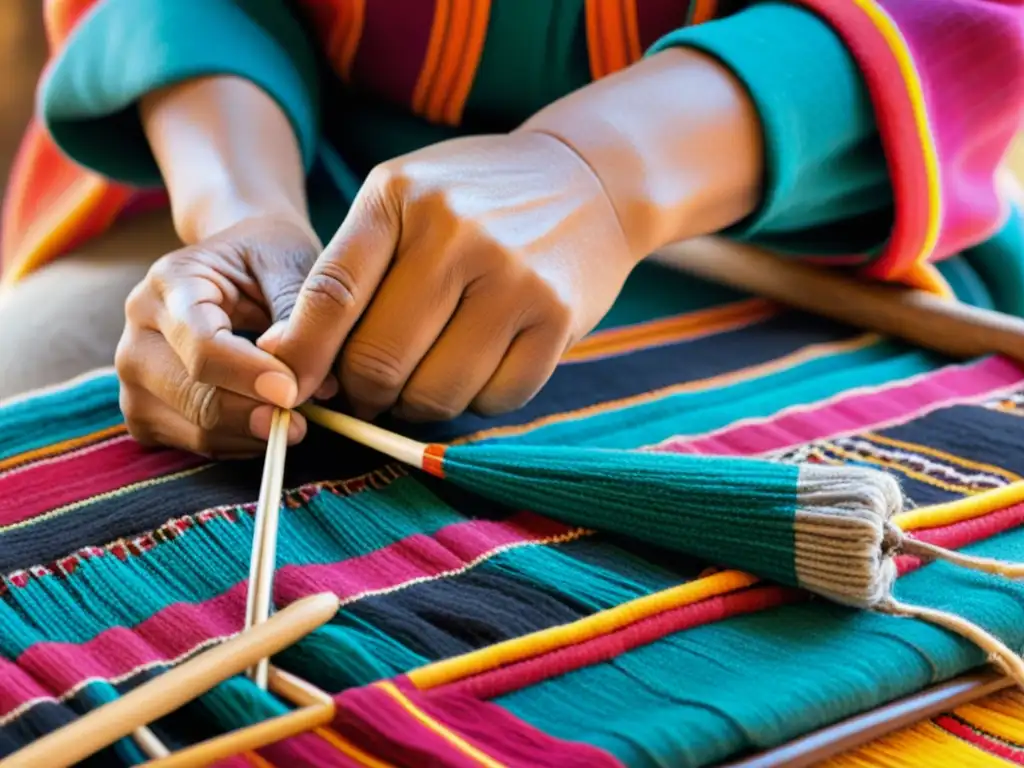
2,263 -> 1024,766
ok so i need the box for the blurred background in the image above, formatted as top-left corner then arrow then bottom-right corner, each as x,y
1,1 -> 1021,245
0,2 -> 46,212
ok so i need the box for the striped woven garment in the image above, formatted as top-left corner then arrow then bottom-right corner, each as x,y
3,263 -> 1024,767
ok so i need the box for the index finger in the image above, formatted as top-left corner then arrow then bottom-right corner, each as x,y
158,273 -> 299,409
264,179 -> 399,401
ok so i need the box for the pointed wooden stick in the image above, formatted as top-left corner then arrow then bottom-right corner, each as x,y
300,403 -> 430,468
245,408 -> 291,688
0,593 -> 340,768
653,238 -> 1024,363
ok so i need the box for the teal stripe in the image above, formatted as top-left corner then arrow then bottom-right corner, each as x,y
0,374 -> 122,462
498,526 -> 1024,768
0,492 -> 664,654
482,342 -> 947,448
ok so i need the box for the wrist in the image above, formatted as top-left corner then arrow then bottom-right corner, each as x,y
518,48 -> 763,259
174,191 -> 313,245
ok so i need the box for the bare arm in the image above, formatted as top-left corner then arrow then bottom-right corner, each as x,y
140,75 -> 314,244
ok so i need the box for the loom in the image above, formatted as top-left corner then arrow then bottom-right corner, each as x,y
2,247 -> 1024,767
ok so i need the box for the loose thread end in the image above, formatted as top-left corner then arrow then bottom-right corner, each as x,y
879,597 -> 1024,689
892,525 -> 1024,579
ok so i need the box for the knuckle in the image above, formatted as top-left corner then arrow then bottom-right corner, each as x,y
474,387 -> 535,418
177,380 -> 221,431
400,389 -> 462,422
342,338 -> 407,393
531,279 -> 574,329
123,282 -> 151,323
365,162 -> 400,193
303,262 -> 360,311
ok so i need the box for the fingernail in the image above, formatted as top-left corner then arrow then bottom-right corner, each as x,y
287,413 -> 307,444
254,371 -> 298,408
250,405 -> 274,440
314,376 -> 339,401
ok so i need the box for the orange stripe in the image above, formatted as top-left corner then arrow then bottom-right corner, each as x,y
412,0 -> 452,115
422,444 -> 447,478
375,682 -> 506,767
690,0 -> 719,25
441,0 -> 491,125
601,0 -> 630,74
622,0 -> 642,62
425,0 -> 472,123
314,727 -> 396,768
0,424 -> 126,472
455,333 -> 879,444
584,0 -> 605,79
563,299 -> 776,363
336,0 -> 366,81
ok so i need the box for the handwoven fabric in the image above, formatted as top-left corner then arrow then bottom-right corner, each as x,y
2,263 -> 1024,766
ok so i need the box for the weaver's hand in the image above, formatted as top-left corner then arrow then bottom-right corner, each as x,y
263,132 -> 638,422
116,216 -> 321,457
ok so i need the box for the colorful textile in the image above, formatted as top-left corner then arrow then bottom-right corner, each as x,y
2,262 -> 1024,765
5,0 -> 1023,302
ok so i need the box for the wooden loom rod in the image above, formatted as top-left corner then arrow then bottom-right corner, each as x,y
0,593 -> 340,768
721,671 -> 1012,768
653,238 -> 1024,363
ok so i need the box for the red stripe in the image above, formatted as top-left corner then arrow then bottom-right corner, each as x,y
896,502 -> 1024,575
0,441 -> 204,527
350,0 -> 437,108
934,715 -> 1024,764
440,585 -> 803,701
790,0 -> 932,281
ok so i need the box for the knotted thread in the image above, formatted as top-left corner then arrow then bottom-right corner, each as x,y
792,464 -> 1024,686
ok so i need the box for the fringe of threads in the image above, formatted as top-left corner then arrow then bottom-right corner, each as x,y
793,464 -> 1024,687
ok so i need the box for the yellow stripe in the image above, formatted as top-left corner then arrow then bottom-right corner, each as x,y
956,690 -> 1024,745
821,720 -> 1011,767
895,481 -> 1024,531
862,432 -> 1021,483
853,0 -> 942,277
408,570 -> 757,690
314,727 -> 396,768
456,334 -> 879,444
375,681 -> 506,767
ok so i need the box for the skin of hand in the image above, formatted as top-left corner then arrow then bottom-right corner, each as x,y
265,47 -> 763,422
117,76 -> 321,457
117,47 -> 762,455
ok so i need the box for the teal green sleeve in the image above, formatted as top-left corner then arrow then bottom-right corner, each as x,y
648,2 -> 893,259
39,0 -> 320,187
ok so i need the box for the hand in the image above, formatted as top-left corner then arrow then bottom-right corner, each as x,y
264,131 -> 638,422
116,215 -> 322,457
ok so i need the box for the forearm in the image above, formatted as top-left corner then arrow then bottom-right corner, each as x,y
141,76 -> 311,244
520,48 -> 763,261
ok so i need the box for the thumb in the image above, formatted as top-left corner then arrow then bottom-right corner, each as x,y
259,183 -> 400,402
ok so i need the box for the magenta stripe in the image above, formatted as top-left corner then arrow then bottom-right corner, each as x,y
0,513 -> 574,721
351,0 -> 436,107
658,357 -> 1024,457
636,0 -> 688,50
